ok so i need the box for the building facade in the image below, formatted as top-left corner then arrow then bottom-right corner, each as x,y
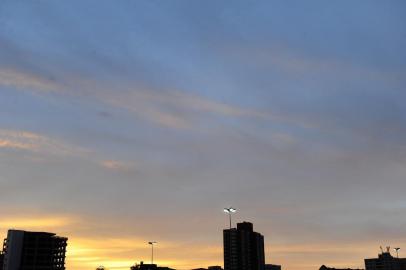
365,251 -> 406,270
223,222 -> 265,270
1,230 -> 67,270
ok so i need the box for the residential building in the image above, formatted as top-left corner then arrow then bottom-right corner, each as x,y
223,221 -> 265,270
1,229 -> 67,270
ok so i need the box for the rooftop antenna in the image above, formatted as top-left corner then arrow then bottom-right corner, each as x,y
394,248 -> 400,258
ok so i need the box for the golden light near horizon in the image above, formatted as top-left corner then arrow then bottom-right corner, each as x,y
0,216 -> 76,230
66,236 -> 222,270
0,214 -> 402,270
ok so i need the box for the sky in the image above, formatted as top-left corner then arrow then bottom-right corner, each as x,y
0,1 -> 406,269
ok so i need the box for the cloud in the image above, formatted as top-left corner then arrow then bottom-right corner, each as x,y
101,160 -> 132,171
0,68 -> 61,92
0,139 -> 36,150
235,45 -> 406,84
0,65 -> 272,130
0,129 -> 87,156
103,87 -> 269,129
0,130 -> 133,174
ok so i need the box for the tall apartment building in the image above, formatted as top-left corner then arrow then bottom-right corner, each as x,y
1,229 -> 67,270
223,222 -> 265,270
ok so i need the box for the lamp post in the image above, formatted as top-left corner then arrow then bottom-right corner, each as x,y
394,248 -> 400,258
148,241 -> 157,264
223,207 -> 236,229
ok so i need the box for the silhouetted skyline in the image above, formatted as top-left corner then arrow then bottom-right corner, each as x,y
1,226 -> 404,270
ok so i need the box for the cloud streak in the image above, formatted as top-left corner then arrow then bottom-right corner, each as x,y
101,160 -> 132,171
0,65 -> 272,130
0,68 -> 60,92
0,129 -> 87,156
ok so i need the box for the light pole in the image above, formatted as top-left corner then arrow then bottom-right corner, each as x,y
148,241 -> 157,264
223,207 -> 236,229
394,247 -> 400,258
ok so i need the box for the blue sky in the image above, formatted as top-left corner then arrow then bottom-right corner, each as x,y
1,1 -> 406,269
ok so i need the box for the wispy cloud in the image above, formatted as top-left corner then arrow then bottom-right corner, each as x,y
101,160 -> 132,171
0,139 -> 36,150
0,129 -> 87,156
0,130 -> 134,173
103,88 -> 268,129
0,68 -> 60,92
0,65 -> 271,129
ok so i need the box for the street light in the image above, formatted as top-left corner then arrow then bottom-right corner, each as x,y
223,207 -> 236,229
394,247 -> 400,258
148,241 -> 157,264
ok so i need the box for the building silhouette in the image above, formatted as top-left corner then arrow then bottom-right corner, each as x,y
223,221 -> 265,270
192,267 -> 222,270
0,251 -> 4,270
319,265 -> 363,270
130,261 -> 175,270
264,264 -> 281,270
365,249 -> 406,270
1,229 -> 67,270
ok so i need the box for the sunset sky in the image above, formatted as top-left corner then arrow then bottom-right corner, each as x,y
1,1 -> 406,270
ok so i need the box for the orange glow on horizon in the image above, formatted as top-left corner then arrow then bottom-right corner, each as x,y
0,215 -> 392,270
0,216 -> 76,230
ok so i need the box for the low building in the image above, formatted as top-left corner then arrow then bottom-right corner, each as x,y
365,249 -> 406,270
319,265 -> 363,270
192,267 -> 222,270
265,264 -> 282,270
131,261 -> 175,270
